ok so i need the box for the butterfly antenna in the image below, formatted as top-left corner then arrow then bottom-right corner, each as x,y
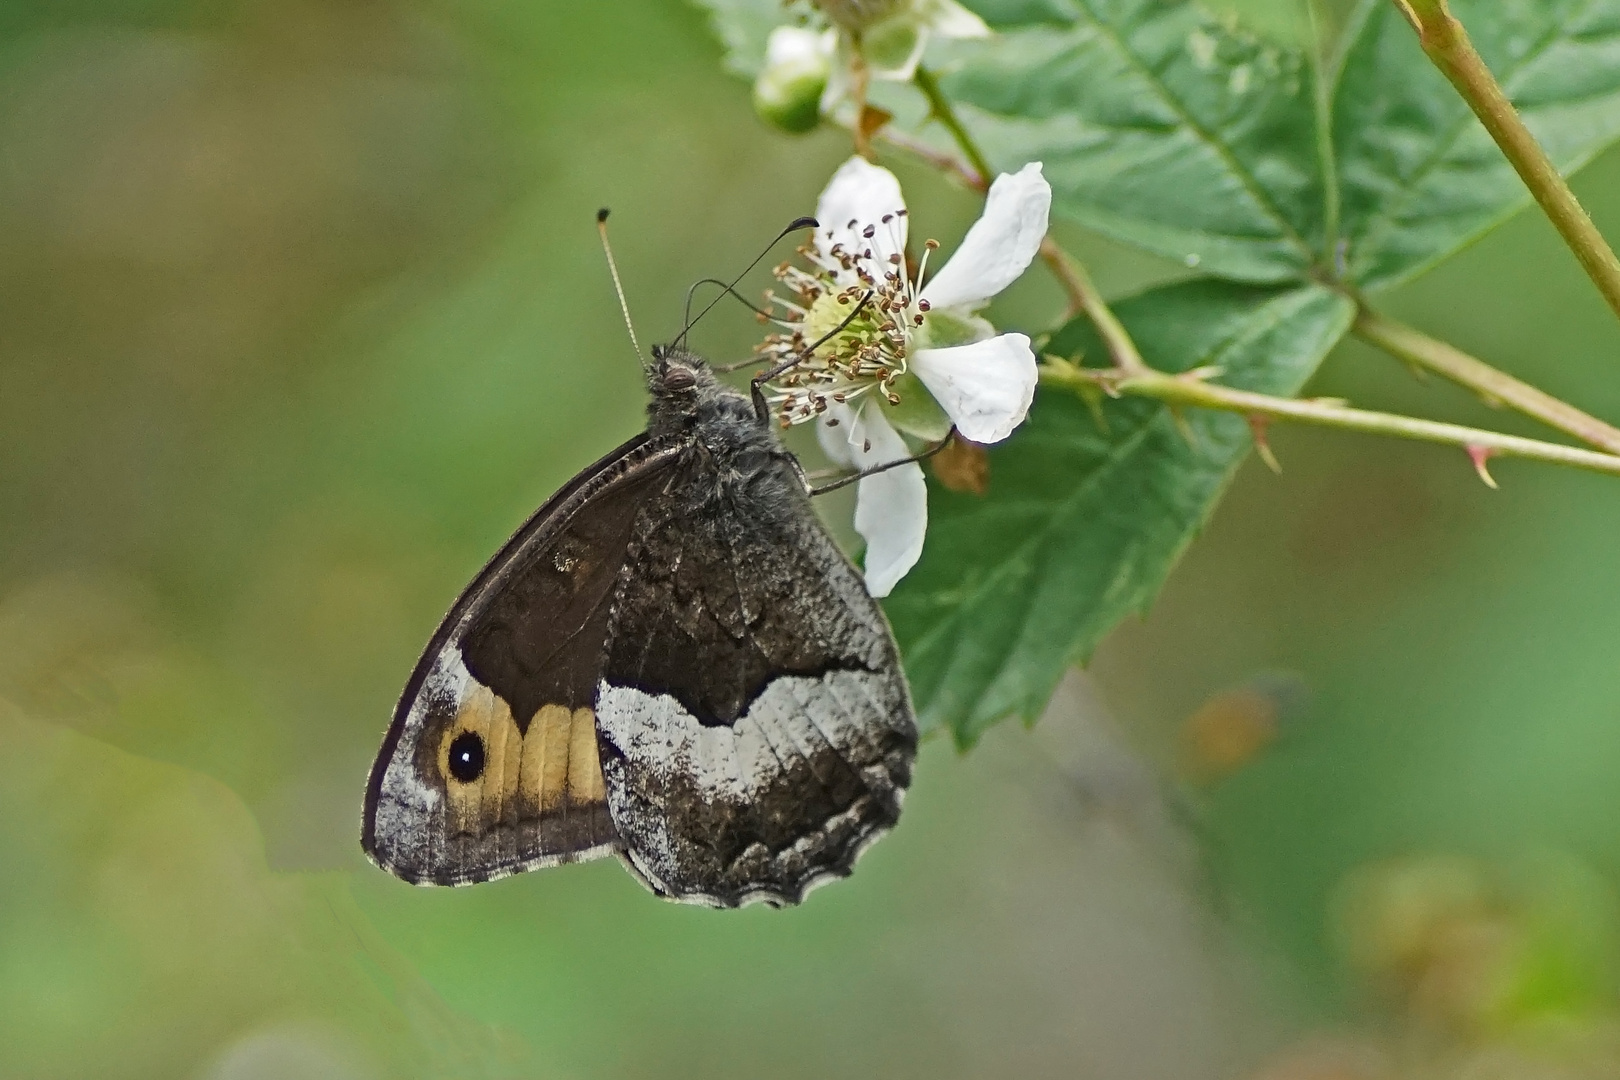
675,215 -> 818,349
596,208 -> 645,367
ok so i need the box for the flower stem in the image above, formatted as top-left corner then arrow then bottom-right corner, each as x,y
1040,360 -> 1620,481
875,125 -> 984,190
1393,0 -> 1620,325
850,46 -> 874,159
1353,306 -> 1620,454
912,66 -> 993,184
1038,239 -> 1148,375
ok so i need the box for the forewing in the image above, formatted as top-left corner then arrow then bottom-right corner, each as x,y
363,435 -> 681,885
595,450 -> 918,908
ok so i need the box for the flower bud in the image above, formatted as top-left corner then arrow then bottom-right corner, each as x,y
752,27 -> 830,134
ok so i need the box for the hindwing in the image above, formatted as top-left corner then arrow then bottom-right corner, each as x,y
592,446 -> 916,907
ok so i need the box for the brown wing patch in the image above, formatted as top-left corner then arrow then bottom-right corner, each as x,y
437,686 -> 608,835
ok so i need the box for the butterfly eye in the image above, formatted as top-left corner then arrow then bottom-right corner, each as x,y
663,367 -> 696,392
446,731 -> 485,783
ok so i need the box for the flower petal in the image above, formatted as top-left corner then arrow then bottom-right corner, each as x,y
816,400 -> 859,469
814,156 -> 908,276
846,403 -> 927,597
911,333 -> 1036,444
818,30 -> 852,113
919,162 -> 1050,312
923,0 -> 992,39
764,24 -> 830,67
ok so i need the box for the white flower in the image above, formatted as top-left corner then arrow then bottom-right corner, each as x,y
760,155 -> 1050,596
751,3 -> 992,133
821,0 -> 989,84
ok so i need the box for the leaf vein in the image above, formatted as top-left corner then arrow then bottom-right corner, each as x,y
1068,0 -> 1316,262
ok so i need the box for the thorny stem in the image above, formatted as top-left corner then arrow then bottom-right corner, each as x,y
912,66 -> 993,184
850,43 -> 874,159
1041,359 -> 1620,482
1039,239 -> 1148,376
882,52 -> 1620,483
1393,0 -> 1620,326
875,125 -> 985,190
1038,239 -> 1091,323
1354,306 -> 1620,455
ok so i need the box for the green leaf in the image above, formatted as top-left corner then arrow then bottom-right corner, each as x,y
941,0 -> 1325,283
1333,0 -> 1620,291
692,0 -> 1620,295
689,0 -> 791,77
883,280 -> 1353,745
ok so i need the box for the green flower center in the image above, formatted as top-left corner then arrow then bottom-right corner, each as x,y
804,292 -> 876,346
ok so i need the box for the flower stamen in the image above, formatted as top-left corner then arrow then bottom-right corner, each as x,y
759,205 -> 929,429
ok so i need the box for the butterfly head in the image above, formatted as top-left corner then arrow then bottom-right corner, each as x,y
645,343 -> 763,444
647,343 -> 711,407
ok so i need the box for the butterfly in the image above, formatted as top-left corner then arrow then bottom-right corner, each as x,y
361,222 -> 919,907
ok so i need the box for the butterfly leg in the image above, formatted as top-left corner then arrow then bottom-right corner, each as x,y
806,428 -> 957,497
781,450 -> 814,493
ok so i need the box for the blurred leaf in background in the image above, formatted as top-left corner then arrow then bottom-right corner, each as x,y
0,703 -> 528,1078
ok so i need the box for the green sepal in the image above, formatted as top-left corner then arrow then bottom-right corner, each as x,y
914,308 -> 992,350
881,372 -> 952,441
863,15 -> 921,74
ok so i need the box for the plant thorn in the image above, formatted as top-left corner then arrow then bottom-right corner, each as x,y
1037,355 -> 1075,378
1168,405 -> 1197,447
1073,381 -> 1110,434
1466,444 -> 1500,489
1247,415 -> 1281,474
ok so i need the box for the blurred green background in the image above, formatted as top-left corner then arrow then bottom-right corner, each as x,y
5,1 -> 1620,1077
